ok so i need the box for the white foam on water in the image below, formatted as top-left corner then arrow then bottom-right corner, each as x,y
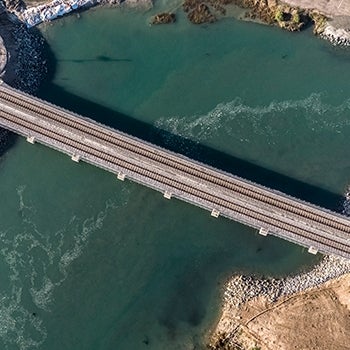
58,197 -> 122,277
154,94 -> 350,144
16,186 -> 35,215
30,277 -> 55,313
0,286 -> 47,350
0,186 -> 130,349
0,226 -> 49,349
29,194 -> 129,311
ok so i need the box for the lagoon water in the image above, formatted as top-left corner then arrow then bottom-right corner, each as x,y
1,3 -> 350,349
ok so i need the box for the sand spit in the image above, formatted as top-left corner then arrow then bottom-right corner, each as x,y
209,254 -> 350,349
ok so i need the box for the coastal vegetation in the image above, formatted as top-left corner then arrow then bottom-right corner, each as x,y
152,0 -> 340,45
2,0 -> 349,45
164,0 -> 349,45
182,0 -> 322,33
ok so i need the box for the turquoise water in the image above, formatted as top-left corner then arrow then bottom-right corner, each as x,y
1,4 -> 350,349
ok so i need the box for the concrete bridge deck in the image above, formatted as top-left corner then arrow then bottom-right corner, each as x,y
0,81 -> 350,258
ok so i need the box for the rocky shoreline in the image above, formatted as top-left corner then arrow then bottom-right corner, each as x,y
2,0 -> 350,46
0,2 -> 48,149
0,1 -> 47,90
320,17 -> 350,47
3,0 -> 152,28
11,26 -> 47,92
180,0 -> 350,47
225,255 -> 350,307
209,254 -> 350,349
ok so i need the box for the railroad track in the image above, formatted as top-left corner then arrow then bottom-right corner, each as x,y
0,87 -> 349,236
0,107 -> 349,257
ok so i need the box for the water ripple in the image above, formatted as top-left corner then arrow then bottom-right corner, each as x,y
0,186 -> 130,349
155,94 -> 350,144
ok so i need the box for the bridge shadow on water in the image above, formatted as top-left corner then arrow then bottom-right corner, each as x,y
36,81 -> 345,213
33,29 -> 346,212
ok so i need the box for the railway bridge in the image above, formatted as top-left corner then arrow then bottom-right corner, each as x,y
1,81 -> 350,259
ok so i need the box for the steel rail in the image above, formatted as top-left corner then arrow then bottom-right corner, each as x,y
0,108 -> 349,256
0,88 -> 349,235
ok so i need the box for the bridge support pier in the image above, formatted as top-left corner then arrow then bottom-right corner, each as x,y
71,154 -> 80,162
259,228 -> 269,236
26,136 -> 35,144
308,246 -> 318,255
2,82 -> 350,260
117,172 -> 125,181
163,191 -> 172,199
211,209 -> 220,218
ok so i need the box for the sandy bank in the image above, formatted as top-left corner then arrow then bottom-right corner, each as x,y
281,0 -> 350,46
209,255 -> 350,349
282,0 -> 350,18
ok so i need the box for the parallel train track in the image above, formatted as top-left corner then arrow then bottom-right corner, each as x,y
0,87 -> 349,237
0,107 -> 349,256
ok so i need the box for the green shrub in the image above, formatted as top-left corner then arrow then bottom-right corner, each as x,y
275,9 -> 284,22
292,12 -> 300,23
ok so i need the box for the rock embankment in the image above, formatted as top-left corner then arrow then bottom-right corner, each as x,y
2,0 -> 25,12
224,255 -> 350,310
11,25 -> 47,93
6,0 -> 153,28
320,17 -> 350,47
0,7 -> 48,150
20,0 -> 98,28
0,6 -> 47,92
